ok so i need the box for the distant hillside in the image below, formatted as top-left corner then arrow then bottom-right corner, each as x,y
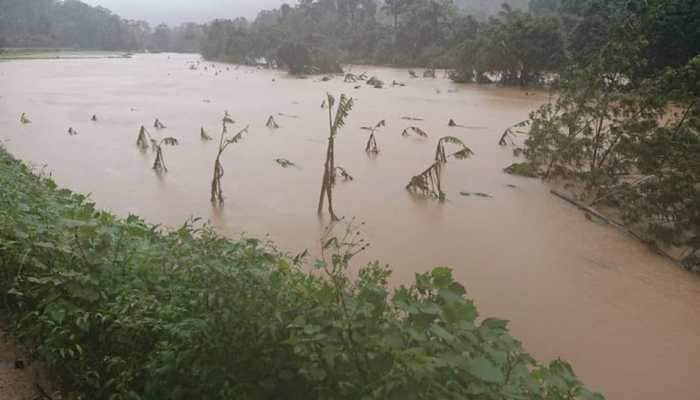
454,0 -> 529,17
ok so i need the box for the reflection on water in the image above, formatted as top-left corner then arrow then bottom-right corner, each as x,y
1,54 -> 699,400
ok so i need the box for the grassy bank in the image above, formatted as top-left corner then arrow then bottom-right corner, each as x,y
0,146 -> 602,399
0,48 -> 132,60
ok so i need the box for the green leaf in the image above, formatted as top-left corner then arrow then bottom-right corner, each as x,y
464,356 -> 504,384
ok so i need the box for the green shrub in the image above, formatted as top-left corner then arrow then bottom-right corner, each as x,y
0,147 -> 601,399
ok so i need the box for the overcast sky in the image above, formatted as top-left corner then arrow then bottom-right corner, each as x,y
84,0 -> 291,25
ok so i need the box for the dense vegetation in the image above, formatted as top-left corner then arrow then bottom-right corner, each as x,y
0,145 -> 602,398
199,0 -> 566,81
516,0 -> 700,269
0,0 -> 203,52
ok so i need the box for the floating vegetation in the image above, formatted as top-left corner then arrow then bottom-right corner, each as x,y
200,127 -> 212,141
67,127 -> 77,136
151,137 -> 179,172
20,113 -> 30,124
408,70 -> 418,78
136,126 -> 150,149
402,126 -> 429,138
392,80 -> 406,87
344,73 -> 357,82
423,69 -> 436,78
460,191 -> 493,198
435,136 -> 474,163
318,93 -> 354,221
154,118 -> 166,129
367,76 -> 383,88
321,76 -> 332,82
499,120 -> 529,146
362,120 -> 385,154
277,113 -> 299,119
275,158 -> 296,168
266,115 -> 280,129
91,114 -> 98,122
504,162 -> 539,178
211,112 -> 248,204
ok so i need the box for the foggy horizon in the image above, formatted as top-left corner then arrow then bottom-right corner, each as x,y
83,0 -> 291,25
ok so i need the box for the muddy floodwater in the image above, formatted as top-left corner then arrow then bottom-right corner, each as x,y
1,53 -> 699,399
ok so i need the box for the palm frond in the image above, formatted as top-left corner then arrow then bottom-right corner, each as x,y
331,94 -> 354,133
452,147 -> 474,159
225,126 -> 248,145
334,166 -> 354,182
402,126 -> 429,138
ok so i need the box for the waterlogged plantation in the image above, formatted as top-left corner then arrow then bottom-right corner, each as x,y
1,54 -> 700,399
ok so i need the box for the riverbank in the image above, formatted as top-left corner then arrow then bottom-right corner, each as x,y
0,145 -> 599,398
0,48 -> 132,61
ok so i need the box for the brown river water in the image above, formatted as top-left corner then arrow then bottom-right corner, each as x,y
1,53 -> 699,399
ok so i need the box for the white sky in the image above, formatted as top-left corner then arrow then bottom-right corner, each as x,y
83,0 -> 291,25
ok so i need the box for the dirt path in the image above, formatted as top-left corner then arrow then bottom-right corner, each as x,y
0,327 -> 59,400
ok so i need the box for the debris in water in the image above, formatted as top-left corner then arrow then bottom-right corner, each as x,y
401,116 -> 424,121
20,113 -> 30,124
408,70 -> 418,78
67,127 -> 77,136
367,76 -> 383,88
460,191 -> 493,198
154,118 -> 166,129
91,114 -> 98,122
423,69 -> 436,78
275,158 -> 297,168
448,119 -> 465,128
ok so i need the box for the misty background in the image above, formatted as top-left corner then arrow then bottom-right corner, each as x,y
83,0 -> 289,25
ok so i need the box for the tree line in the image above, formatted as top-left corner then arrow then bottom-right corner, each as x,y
199,0 -> 569,83
0,0 -> 204,52
517,0 -> 700,269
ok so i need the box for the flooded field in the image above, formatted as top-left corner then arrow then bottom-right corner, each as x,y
1,53 -> 699,399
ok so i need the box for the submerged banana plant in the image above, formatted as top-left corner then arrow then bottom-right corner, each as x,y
498,120 -> 529,146
318,93 -> 354,221
201,127 -> 212,141
407,137 -> 474,200
266,115 -> 280,129
402,126 -> 429,138
151,137 -> 179,172
154,118 -> 166,129
211,112 -> 248,204
435,136 -> 474,163
362,120 -> 385,154
136,126 -> 151,149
